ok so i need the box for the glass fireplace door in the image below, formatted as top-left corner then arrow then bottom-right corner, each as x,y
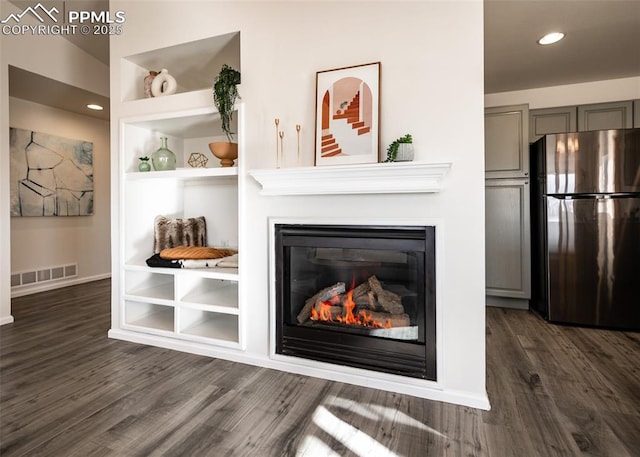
275,225 -> 436,380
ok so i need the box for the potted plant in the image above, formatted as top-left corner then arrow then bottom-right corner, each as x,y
383,134 -> 414,162
138,156 -> 151,172
209,64 -> 241,167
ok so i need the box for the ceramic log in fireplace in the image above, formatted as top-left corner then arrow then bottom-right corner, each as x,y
275,224 -> 436,380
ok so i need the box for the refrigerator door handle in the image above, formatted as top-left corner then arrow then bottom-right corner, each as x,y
546,193 -> 640,200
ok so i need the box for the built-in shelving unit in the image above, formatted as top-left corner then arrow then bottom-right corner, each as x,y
112,32 -> 244,351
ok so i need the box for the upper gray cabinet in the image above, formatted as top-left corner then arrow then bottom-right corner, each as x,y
528,100 -> 635,143
485,104 -> 529,178
578,100 -> 633,131
529,106 -> 577,143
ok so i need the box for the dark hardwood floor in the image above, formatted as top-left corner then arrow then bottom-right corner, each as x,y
1,279 -> 638,456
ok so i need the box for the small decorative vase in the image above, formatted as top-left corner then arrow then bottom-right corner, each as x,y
138,157 -> 151,172
151,69 -> 178,97
395,143 -> 415,162
208,142 -> 238,167
143,71 -> 158,98
152,137 -> 176,171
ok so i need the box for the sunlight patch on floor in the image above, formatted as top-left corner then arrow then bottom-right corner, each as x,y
323,395 -> 446,437
296,395 -> 448,456
310,405 -> 400,457
296,435 -> 343,457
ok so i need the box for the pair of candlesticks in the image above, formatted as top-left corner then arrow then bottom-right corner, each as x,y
275,119 -> 301,168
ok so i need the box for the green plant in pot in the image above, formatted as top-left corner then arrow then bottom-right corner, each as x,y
209,64 -> 241,167
383,134 -> 414,162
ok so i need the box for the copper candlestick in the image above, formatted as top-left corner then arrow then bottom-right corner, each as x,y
278,131 -> 285,168
296,124 -> 301,166
274,118 -> 280,167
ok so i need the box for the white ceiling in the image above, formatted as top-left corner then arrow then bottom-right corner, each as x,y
8,1 -> 640,119
7,0 -> 109,120
9,66 -> 110,121
484,0 -> 640,93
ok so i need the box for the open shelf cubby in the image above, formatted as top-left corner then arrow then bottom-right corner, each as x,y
121,32 -> 240,102
178,309 -> 239,345
125,301 -> 175,333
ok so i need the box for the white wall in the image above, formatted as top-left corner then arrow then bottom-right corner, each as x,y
111,1 -> 488,408
0,1 -> 110,321
485,76 -> 640,108
1,27 -> 11,325
9,98 -> 111,295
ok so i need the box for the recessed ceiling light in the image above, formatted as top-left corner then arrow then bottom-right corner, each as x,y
537,32 -> 565,46
87,104 -> 104,110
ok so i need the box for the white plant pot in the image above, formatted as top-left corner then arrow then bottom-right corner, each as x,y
395,143 -> 414,162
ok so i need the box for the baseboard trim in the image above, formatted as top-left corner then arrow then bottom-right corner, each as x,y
486,296 -> 529,310
0,315 -> 15,326
11,273 -> 112,298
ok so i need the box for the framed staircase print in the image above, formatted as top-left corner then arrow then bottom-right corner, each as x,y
314,62 -> 380,166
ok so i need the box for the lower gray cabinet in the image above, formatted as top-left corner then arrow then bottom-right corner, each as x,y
485,179 -> 531,299
634,100 -> 640,128
578,100 -> 633,131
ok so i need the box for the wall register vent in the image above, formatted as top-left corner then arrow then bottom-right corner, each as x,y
11,263 -> 78,288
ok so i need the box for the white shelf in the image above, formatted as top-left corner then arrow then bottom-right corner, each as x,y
125,262 -> 239,281
179,311 -> 239,344
124,269 -> 175,303
125,302 -> 175,333
126,166 -> 238,181
119,90 -> 215,119
181,282 -> 238,312
125,283 -> 174,303
249,161 -> 453,196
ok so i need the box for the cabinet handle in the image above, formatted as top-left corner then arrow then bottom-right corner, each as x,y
524,172 -> 529,176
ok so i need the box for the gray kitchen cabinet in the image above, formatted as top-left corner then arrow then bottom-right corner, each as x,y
634,100 -> 640,128
485,104 -> 529,178
529,106 -> 577,142
578,100 -> 633,131
485,179 -> 531,300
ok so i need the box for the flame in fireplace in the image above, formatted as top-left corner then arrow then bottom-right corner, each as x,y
310,288 -> 391,329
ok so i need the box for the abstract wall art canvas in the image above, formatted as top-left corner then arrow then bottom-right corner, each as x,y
315,62 -> 380,166
10,127 -> 94,216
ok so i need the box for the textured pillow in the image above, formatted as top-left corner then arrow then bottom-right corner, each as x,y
153,215 -> 207,253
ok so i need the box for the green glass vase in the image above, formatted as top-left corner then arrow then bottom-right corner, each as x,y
152,136 -> 176,171
138,157 -> 151,172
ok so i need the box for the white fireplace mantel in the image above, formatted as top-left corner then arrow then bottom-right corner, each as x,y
249,161 -> 453,196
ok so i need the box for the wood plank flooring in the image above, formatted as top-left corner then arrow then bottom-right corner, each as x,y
1,279 -> 638,456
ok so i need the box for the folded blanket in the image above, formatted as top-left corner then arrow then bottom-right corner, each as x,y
217,254 -> 238,268
146,253 -> 181,268
180,254 -> 238,269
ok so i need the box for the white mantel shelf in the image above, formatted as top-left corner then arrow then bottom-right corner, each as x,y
249,161 -> 452,196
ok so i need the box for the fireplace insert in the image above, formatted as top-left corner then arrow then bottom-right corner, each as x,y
275,224 -> 436,380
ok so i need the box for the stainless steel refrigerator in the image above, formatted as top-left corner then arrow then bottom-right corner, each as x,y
530,128 -> 640,330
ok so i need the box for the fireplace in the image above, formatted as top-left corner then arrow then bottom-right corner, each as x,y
274,224 -> 436,380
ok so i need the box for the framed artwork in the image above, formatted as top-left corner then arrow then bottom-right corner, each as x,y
315,62 -> 380,166
9,127 -> 94,216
